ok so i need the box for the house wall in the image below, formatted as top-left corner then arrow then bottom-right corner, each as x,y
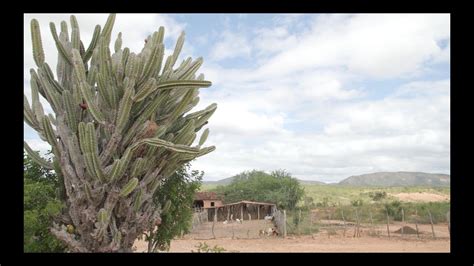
203,200 -> 223,208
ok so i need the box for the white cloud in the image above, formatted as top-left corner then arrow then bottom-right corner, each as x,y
255,14 -> 450,79
209,31 -> 252,61
194,78 -> 450,181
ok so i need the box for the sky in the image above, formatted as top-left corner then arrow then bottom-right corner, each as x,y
24,13 -> 450,183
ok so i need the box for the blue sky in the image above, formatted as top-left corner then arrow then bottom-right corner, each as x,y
24,14 -> 450,182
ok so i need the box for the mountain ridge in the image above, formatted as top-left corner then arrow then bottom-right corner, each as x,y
203,171 -> 450,187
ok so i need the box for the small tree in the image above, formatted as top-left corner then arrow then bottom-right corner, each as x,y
144,163 -> 203,252
214,169 -> 304,210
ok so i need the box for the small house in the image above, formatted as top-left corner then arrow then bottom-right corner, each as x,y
193,192 -> 223,211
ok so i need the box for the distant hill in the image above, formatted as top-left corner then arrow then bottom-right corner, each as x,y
202,176 -> 236,185
337,172 -> 450,187
203,176 -> 327,185
296,179 -> 327,185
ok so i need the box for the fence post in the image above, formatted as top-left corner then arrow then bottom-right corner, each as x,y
369,210 -> 374,226
310,212 -> 314,239
298,209 -> 302,236
428,210 -> 436,239
241,204 -> 244,221
446,210 -> 450,237
369,210 -> 375,235
354,208 -> 360,238
212,220 -> 216,239
341,209 -> 346,237
232,223 -> 235,239
401,208 -> 405,238
257,205 -> 260,220
283,210 -> 287,238
214,207 -> 218,222
386,209 -> 391,239
415,209 -> 420,239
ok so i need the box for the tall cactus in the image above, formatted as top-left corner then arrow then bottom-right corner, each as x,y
25,14 -> 217,252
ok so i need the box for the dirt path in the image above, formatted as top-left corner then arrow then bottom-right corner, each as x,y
166,236 -> 449,252
133,220 -> 450,253
389,192 -> 450,202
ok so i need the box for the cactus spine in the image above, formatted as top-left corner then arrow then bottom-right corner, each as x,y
25,14 -> 216,252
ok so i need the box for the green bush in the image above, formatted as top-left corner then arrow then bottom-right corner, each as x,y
146,163 -> 203,252
368,191 -> 387,201
384,200 -> 403,221
24,151 -> 66,252
351,199 -> 364,207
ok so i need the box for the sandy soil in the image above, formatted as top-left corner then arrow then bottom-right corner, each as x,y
133,220 -> 450,253
389,192 -> 450,202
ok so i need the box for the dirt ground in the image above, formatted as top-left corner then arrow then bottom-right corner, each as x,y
133,219 -> 450,253
389,192 -> 450,202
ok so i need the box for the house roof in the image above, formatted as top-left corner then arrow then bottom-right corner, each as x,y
194,192 -> 220,201
223,200 -> 276,207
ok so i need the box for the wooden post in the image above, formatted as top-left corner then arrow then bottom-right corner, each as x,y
386,209 -> 391,239
248,213 -> 251,221
369,210 -> 375,236
354,208 -> 360,238
415,209 -> 420,239
341,209 -> 346,237
446,210 -> 450,237
310,212 -> 314,239
241,204 -> 244,221
298,209 -> 302,236
231,223 -> 235,239
212,220 -> 216,239
358,210 -> 361,237
401,208 -> 405,238
227,207 -> 230,221
283,210 -> 287,238
428,210 -> 436,239
257,205 -> 260,220
214,207 -> 218,222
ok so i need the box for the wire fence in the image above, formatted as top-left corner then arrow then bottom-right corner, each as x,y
187,206 -> 450,241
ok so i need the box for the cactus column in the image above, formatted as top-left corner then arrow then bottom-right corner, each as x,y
25,14 -> 217,252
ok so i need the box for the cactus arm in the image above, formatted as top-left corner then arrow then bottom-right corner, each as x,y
139,137 -> 200,154
31,19 -> 45,67
115,79 -> 135,133
100,14 -> 116,46
83,25 -> 101,63
70,15 -> 81,51
198,128 -> 209,146
156,80 -> 211,91
24,141 -> 54,169
178,57 -> 203,80
133,78 -> 158,102
50,22 -> 72,65
24,94 -> 41,131
62,90 -> 78,133
114,32 -> 122,53
120,178 -> 139,197
72,49 -> 106,124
